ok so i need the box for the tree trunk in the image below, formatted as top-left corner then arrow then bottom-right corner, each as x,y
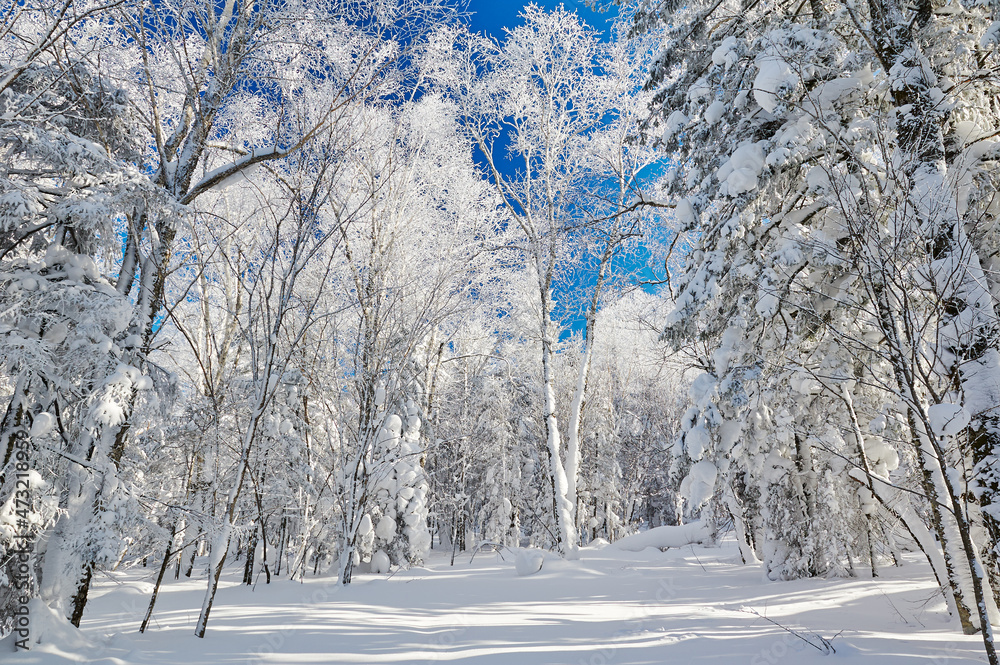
842,387 -> 880,579
243,527 -> 257,585
871,281 -> 978,632
62,216 -> 179,625
195,524 -> 232,639
67,564 -> 93,628
540,317 -> 578,560
195,391 -> 270,637
861,0 -> 1000,653
141,523 -> 177,633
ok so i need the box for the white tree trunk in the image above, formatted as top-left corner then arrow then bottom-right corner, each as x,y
565,337 -> 593,523
540,331 -> 578,560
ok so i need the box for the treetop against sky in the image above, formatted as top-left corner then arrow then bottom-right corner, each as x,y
468,0 -> 617,39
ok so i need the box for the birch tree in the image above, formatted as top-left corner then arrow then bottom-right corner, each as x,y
312,96 -> 494,585
437,7 -> 662,557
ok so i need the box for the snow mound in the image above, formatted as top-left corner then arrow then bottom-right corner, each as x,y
512,548 -> 568,576
608,521 -> 715,552
29,412 -> 56,438
515,549 -> 545,576
371,550 -> 391,574
8,599 -> 92,651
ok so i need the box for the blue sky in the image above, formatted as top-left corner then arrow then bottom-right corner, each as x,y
467,1 -> 618,39
462,1 -> 662,338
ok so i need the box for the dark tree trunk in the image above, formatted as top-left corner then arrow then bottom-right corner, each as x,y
243,528 -> 258,585
141,524 -> 177,633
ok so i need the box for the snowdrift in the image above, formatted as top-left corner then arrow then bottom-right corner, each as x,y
0,598 -> 91,653
607,521 -> 714,552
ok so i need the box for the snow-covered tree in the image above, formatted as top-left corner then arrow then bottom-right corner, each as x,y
0,3 -> 171,627
0,0 -> 462,636
634,0 -> 1000,657
436,5 -> 664,558
324,95 -> 496,584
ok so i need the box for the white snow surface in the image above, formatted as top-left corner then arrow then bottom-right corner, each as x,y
754,56 -> 794,112
704,100 -> 726,125
514,548 -> 546,576
28,412 -> 55,438
662,110 -> 688,140
711,36 -> 740,69
5,538 -> 986,664
717,142 -> 766,196
681,461 -> 718,507
928,403 -> 970,437
1,599 -> 91,652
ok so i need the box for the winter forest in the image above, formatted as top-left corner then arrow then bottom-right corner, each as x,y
4,0 -> 1000,662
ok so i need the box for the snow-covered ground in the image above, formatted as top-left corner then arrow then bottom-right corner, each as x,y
8,537 -> 987,664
